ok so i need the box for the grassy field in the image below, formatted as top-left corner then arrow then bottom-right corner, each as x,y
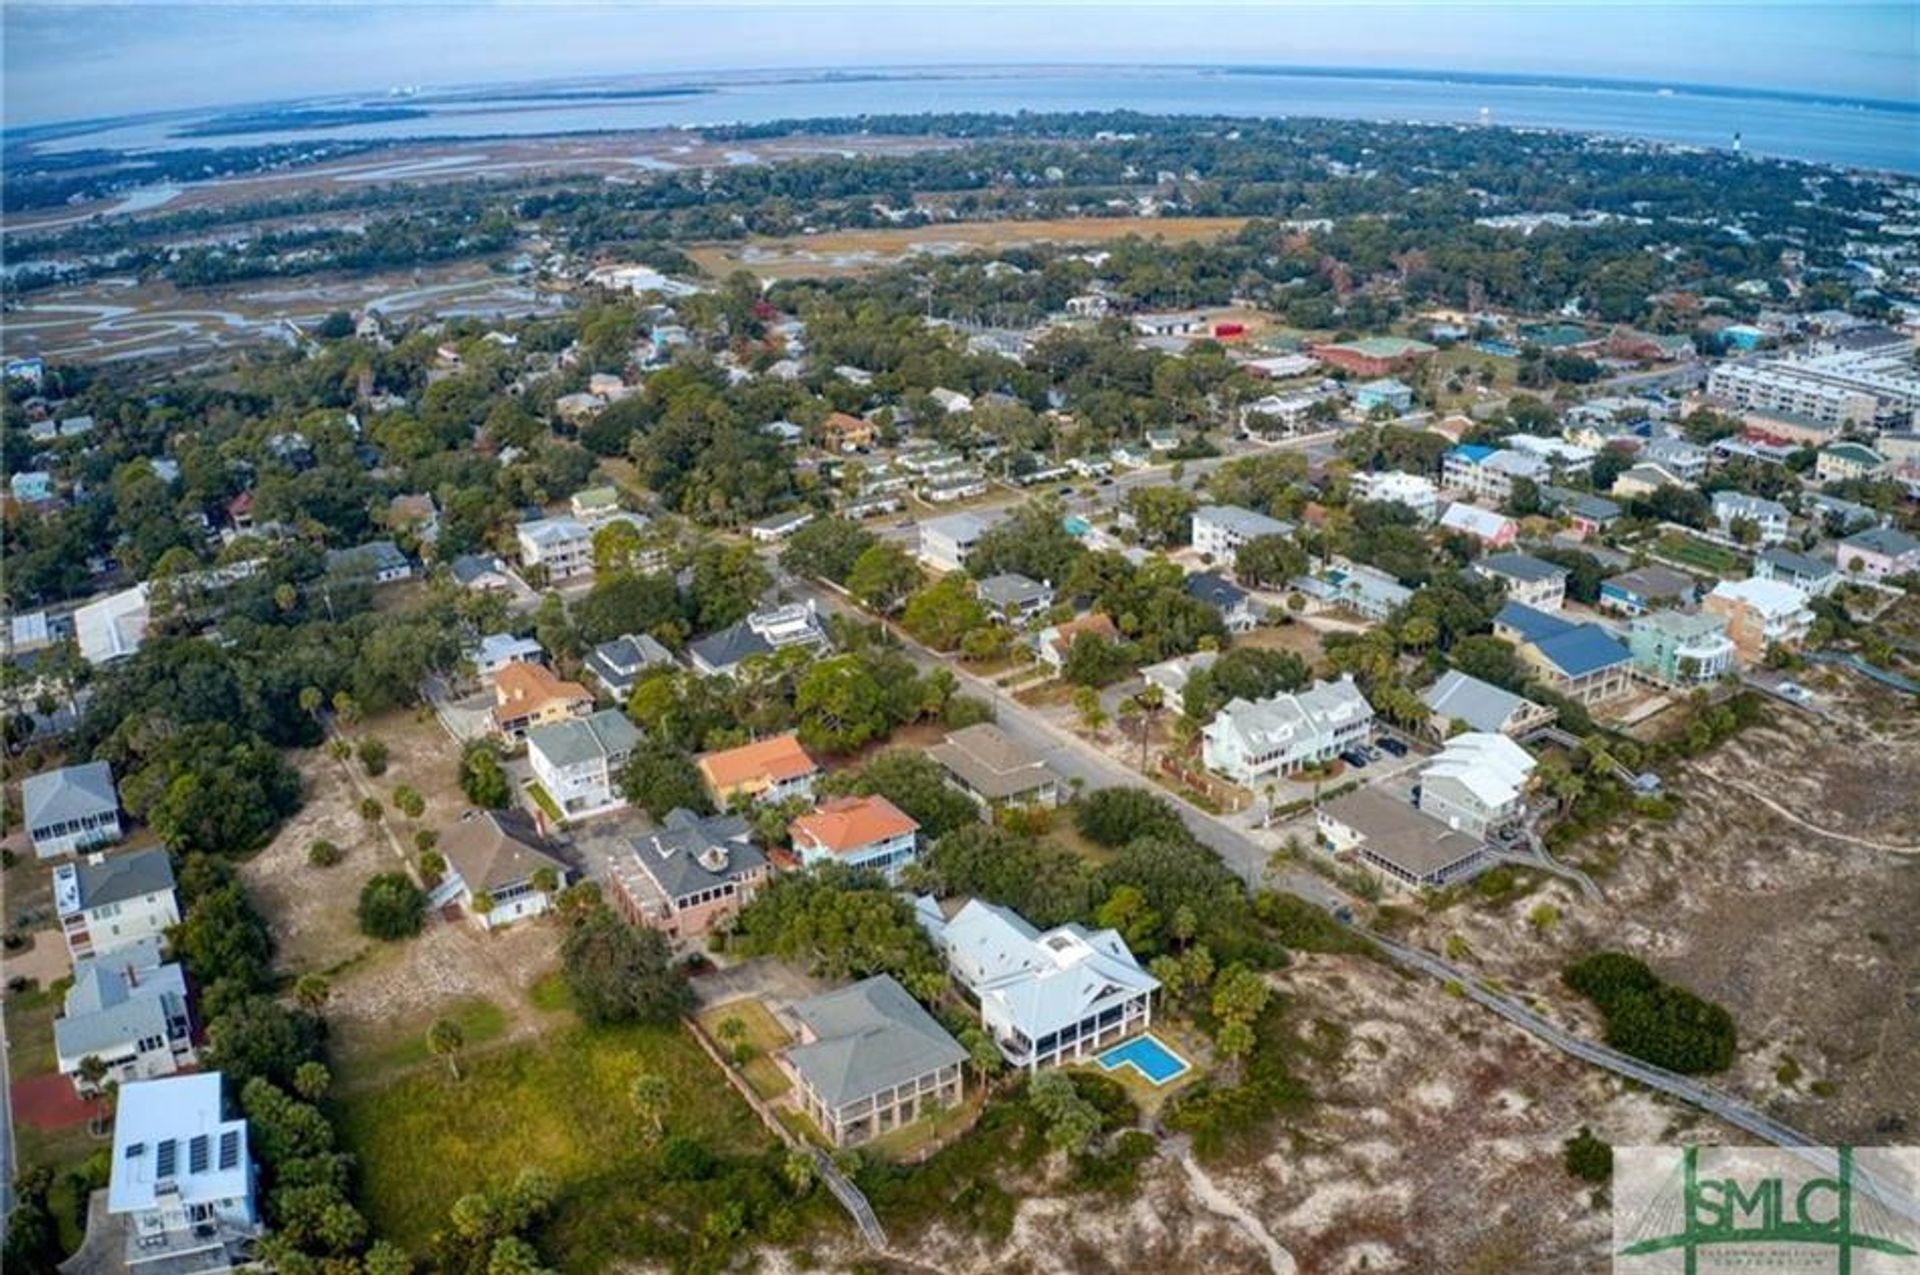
687,216 -> 1250,279
337,1018 -> 776,1258
1653,531 -> 1750,578
696,998 -> 793,1101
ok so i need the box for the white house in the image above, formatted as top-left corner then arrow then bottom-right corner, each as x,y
1710,491 -> 1791,545
109,1073 -> 259,1271
1473,552 -> 1569,611
1437,502 -> 1519,548
472,632 -> 544,679
434,809 -> 572,929
515,515 -> 594,580
1416,732 -> 1537,835
527,709 -> 641,819
75,583 -> 152,665
928,387 -> 973,414
22,760 -> 122,860
1201,676 -> 1375,786
922,899 -> 1159,1072
750,509 -> 815,543
918,511 -> 997,573
56,848 -> 180,962
1192,505 -> 1293,566
1349,470 -> 1440,522
54,938 -> 195,1091
787,795 -> 920,882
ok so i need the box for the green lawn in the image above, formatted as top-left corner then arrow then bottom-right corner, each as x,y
337,1019 -> 776,1258
1654,532 -> 1749,578
340,995 -> 511,1082
4,977 -> 63,1078
697,999 -> 793,1101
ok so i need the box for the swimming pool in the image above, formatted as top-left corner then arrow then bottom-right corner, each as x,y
1095,1034 -> 1190,1086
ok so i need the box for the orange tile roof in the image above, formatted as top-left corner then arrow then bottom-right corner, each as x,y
697,733 -> 819,792
492,662 -> 591,722
1049,612 -> 1120,657
788,795 -> 918,855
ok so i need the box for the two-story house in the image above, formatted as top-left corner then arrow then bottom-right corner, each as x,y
1702,578 -> 1815,664
1473,552 -> 1569,611
109,1072 -> 258,1272
696,733 -> 821,807
515,515 -> 594,581
779,975 -> 965,1147
609,809 -> 769,939
56,848 -> 180,962
526,709 -> 641,819
1415,733 -> 1537,835
54,937 -> 195,1092
1201,676 -> 1375,785
1191,505 -> 1293,567
788,796 -> 920,881
23,760 -> 123,860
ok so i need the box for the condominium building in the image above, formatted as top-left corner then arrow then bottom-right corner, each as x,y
1201,676 -> 1375,785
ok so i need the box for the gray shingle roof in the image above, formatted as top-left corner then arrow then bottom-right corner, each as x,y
22,761 -> 117,829
440,810 -> 568,894
527,709 -> 640,769
784,974 -> 966,1110
68,847 -> 175,912
688,622 -> 774,674
1478,552 -> 1567,584
1421,670 -> 1536,734
627,810 -> 765,901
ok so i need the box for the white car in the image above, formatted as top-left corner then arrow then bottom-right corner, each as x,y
1776,681 -> 1815,705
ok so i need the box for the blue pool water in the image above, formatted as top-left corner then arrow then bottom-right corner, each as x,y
1062,515 -> 1092,537
1096,1034 -> 1190,1086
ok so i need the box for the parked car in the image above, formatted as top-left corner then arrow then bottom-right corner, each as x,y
1378,737 -> 1408,757
1777,681 -> 1815,705
1339,750 -> 1369,769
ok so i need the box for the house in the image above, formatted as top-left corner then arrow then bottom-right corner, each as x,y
750,509 -> 815,543
780,975 -> 966,1146
1628,610 -> 1738,685
323,539 -> 414,584
569,485 -> 623,523
1702,579 -> 1814,663
763,419 -> 805,447
10,471 -> 56,504
585,632 -> 678,699
1709,491 -> 1790,546
1514,619 -> 1634,706
1641,437 -> 1710,483
1132,311 -> 1207,337
928,724 -> 1062,809
1420,670 -> 1554,739
1351,377 -> 1415,415
1437,503 -> 1518,548
1599,565 -> 1698,616
515,515 -> 594,580
1540,485 -> 1621,538
688,602 -> 831,677
697,733 -> 821,807
928,387 -> 973,415
923,899 -> 1159,1071
448,553 -> 516,593
75,583 -> 151,665
788,795 -> 920,880
387,493 -> 440,546
823,412 -> 876,451
1140,650 -> 1219,700
491,661 -> 593,740
608,809 -> 769,938
436,809 -> 571,929
1416,733 -> 1537,835
1805,493 -> 1884,536
1816,442 -> 1887,483
1836,527 -> 1920,579
56,848 -> 180,962
526,709 -> 641,819
1201,676 -> 1375,785
1349,470 -> 1439,522
1443,445 -> 1548,502
108,1073 -> 258,1271
1316,788 -> 1488,890
55,938 -> 195,1090
1037,613 -> 1122,673
472,632 -> 544,679
918,511 -> 996,573
1291,559 -> 1414,621
976,573 -> 1055,627
1192,505 -> 1293,566
1146,428 -> 1182,453
1752,547 -> 1841,598
1473,553 -> 1569,611
1183,572 -> 1260,633
1610,462 -> 1691,499
23,760 -> 122,860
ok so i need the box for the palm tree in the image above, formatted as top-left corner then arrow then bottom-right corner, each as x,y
77,1055 -> 110,1130
630,1070 -> 670,1142
426,1018 -> 465,1081
717,1015 -> 748,1064
293,973 -> 331,1013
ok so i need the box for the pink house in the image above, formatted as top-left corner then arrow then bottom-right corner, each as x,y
1836,527 -> 1920,580
1438,502 -> 1519,548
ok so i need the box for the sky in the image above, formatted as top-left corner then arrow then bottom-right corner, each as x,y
5,2 -> 1916,127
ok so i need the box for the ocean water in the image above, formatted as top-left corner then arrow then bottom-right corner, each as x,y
25,66 -> 1920,174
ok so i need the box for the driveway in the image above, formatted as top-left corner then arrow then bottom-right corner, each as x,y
691,957 -> 827,1010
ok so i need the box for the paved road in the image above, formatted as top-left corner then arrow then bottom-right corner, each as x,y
1,994 -> 14,1221
773,566 -> 1348,912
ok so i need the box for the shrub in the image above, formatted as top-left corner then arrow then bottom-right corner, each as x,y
1074,787 -> 1184,848
356,873 -> 426,940
1563,1127 -> 1612,1184
459,742 -> 513,809
392,785 -> 426,818
307,839 -> 342,868
1563,952 -> 1736,1074
358,797 -> 383,822
357,738 -> 390,777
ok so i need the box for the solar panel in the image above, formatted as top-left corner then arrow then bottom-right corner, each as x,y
154,1139 -> 177,1178
125,1142 -> 145,1159
189,1135 -> 209,1174
217,1130 -> 240,1171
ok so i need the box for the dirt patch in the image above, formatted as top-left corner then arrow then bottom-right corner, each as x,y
12,1071 -> 95,1131
687,216 -> 1252,280
1400,673 -> 1920,1148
